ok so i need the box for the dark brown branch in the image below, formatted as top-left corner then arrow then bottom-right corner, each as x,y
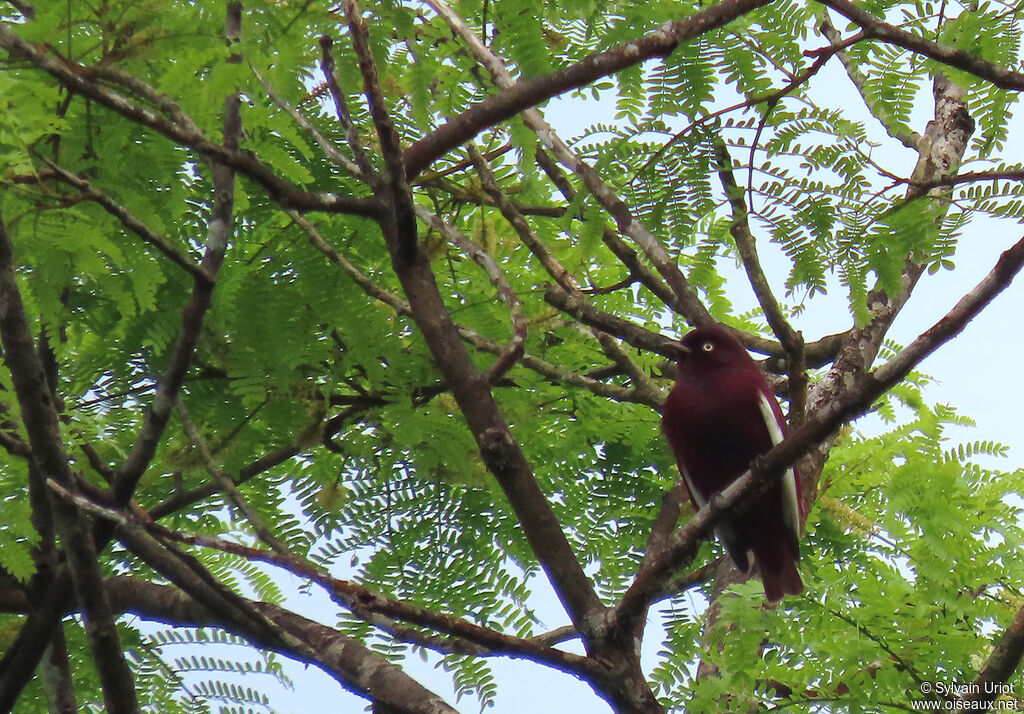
466,143 -> 652,392
39,630 -> 77,714
0,216 -> 139,711
529,560 -> 716,650
962,603 -> 1024,707
470,143 -> 577,292
613,232 -> 1024,638
544,284 -> 678,360
4,0 -> 35,19
252,63 -> 365,179
818,0 -> 1024,90
905,167 -> 1024,192
0,569 -> 75,711
345,0 -> 416,256
86,493 -> 599,675
103,576 -> 461,714
406,0 -> 775,177
113,522 -> 299,651
712,135 -> 800,355
347,0 -> 606,644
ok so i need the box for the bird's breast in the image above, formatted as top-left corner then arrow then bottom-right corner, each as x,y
662,368 -> 776,489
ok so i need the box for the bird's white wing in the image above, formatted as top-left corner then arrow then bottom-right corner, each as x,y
757,391 -> 800,542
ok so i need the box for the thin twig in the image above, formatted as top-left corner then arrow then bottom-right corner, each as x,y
711,133 -> 807,418
413,206 -> 527,383
818,12 -> 921,149
176,402 -> 293,557
318,35 -> 376,178
251,64 -> 366,179
38,159 -> 209,283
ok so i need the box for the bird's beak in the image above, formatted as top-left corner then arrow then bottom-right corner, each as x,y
662,341 -> 690,358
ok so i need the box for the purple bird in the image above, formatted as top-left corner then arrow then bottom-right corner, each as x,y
662,325 -> 803,602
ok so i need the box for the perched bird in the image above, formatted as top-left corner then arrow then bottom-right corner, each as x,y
661,324 -> 802,602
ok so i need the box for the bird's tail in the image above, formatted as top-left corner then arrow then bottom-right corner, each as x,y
755,545 -> 803,603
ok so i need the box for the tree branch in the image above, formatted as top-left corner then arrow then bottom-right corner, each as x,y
296,212 -> 647,405
252,63 -> 366,180
175,401 -> 293,556
711,133 -> 808,420
405,0 -> 774,177
343,0 -> 607,642
0,214 -> 139,712
425,0 -> 713,327
818,0 -> 1024,90
413,206 -> 527,382
319,35 -> 377,179
962,602 -> 1024,707
103,576 -> 462,714
37,159 -> 210,283
817,11 -> 921,150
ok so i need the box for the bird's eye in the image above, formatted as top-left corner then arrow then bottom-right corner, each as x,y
701,341 -> 714,352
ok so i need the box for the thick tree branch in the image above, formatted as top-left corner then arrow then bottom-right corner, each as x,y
75,489 -> 600,676
344,0 -> 416,256
0,574 -> 460,714
544,284 -> 679,360
406,0 -> 775,177
103,576 -> 461,714
0,211 -> 139,712
343,0 -> 606,644
818,0 -> 1024,90
962,602 -> 1024,707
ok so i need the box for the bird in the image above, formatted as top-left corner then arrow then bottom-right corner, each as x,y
661,324 -> 803,602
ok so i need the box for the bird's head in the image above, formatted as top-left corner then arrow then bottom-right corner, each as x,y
664,325 -> 751,372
